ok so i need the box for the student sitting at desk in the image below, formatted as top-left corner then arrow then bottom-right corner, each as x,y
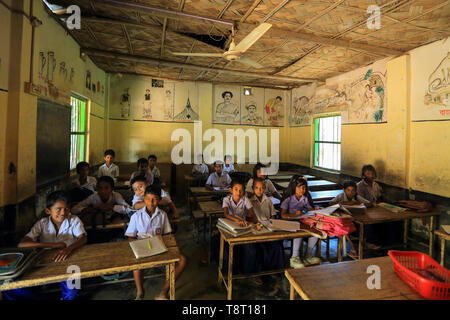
130,175 -> 179,220
281,176 -> 321,268
125,185 -> 186,300
130,158 -> 154,186
148,154 -> 161,185
192,154 -> 210,186
205,160 -> 231,190
250,178 -> 284,282
72,176 -> 130,225
222,154 -> 235,175
2,191 -> 87,300
246,163 -> 282,201
65,161 -> 97,202
211,180 -> 262,281
98,149 -> 119,183
329,180 -> 372,207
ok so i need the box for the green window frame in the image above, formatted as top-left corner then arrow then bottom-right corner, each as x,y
70,95 -> 87,170
313,115 -> 341,171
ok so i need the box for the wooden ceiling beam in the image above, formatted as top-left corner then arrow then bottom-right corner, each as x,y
160,18 -> 168,58
81,48 -> 322,83
240,0 -> 263,22
261,0 -> 291,23
121,25 -> 134,55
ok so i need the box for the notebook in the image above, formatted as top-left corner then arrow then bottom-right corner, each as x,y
377,202 -> 407,213
340,204 -> 367,214
263,219 -> 300,232
129,236 -> 168,259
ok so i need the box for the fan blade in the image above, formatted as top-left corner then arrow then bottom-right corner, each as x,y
234,23 -> 272,53
236,56 -> 263,69
52,8 -> 68,15
170,52 -> 223,57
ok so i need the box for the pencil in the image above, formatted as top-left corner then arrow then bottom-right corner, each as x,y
147,239 -> 152,250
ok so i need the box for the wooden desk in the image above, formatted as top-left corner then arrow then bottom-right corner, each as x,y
0,235 -> 180,300
218,227 -> 325,300
269,174 -> 317,182
351,206 -> 441,260
190,187 -> 230,196
285,256 -> 424,300
434,230 -> 450,267
198,201 -> 224,244
275,180 -> 339,191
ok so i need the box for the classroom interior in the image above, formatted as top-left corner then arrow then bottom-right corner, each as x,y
0,0 -> 449,300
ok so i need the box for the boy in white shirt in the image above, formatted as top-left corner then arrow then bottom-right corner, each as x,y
129,158 -> 154,186
192,154 -> 210,186
147,155 -> 161,184
222,154 -> 235,175
205,161 -> 231,190
72,176 -> 130,227
126,185 -> 186,300
130,175 -> 179,220
66,161 -> 97,202
98,149 -> 120,182
2,191 -> 87,300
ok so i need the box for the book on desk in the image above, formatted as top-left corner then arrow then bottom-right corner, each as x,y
129,236 -> 168,259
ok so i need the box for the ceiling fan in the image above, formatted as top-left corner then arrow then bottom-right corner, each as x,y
171,23 -> 272,69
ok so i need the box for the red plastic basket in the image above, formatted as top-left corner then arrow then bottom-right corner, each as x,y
388,250 -> 450,300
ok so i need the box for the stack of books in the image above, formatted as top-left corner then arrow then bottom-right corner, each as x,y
217,218 -> 254,237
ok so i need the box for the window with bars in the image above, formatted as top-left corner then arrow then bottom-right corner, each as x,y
313,115 -> 341,171
70,95 -> 87,170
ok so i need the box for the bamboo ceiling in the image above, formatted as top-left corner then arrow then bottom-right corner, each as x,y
45,0 -> 450,88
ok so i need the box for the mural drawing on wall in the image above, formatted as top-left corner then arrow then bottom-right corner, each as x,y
142,89 -> 152,119
37,50 -> 71,104
291,83 -> 316,126
174,97 -> 199,121
173,82 -> 199,122
120,88 -> 131,119
264,89 -> 285,126
241,87 -> 264,125
164,89 -> 174,120
215,91 -> 240,123
424,52 -> 450,116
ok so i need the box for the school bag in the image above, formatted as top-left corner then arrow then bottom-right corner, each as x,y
301,212 -> 356,237
0,248 -> 45,284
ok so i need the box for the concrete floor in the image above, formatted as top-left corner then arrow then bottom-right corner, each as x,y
38,204 -> 390,300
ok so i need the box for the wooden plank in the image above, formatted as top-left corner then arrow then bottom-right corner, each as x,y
190,187 -> 230,196
285,257 -> 425,300
352,207 -> 441,225
435,230 -> 450,241
198,201 -> 223,214
310,190 -> 342,202
0,235 -> 180,291
275,180 -> 338,191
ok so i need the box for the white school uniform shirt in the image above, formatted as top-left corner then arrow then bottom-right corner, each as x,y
246,178 -> 278,195
26,215 -> 86,247
222,163 -> 235,174
69,175 -> 97,192
98,163 -> 120,180
250,194 -> 277,222
206,172 -> 232,188
125,206 -> 172,239
192,163 -> 209,176
71,191 -> 130,215
149,166 -> 161,179
131,190 -> 172,207
222,195 -> 253,220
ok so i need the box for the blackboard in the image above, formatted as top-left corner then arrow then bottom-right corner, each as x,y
36,98 -> 71,187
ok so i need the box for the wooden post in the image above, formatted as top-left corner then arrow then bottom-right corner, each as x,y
358,223 -> 364,260
169,262 -> 175,300
165,264 -> 170,280
403,219 -> 409,248
218,233 -> 224,284
429,216 -> 434,257
316,238 -> 322,259
440,238 -> 445,267
326,237 -> 330,262
337,236 -> 343,262
290,284 -> 296,300
227,244 -> 234,300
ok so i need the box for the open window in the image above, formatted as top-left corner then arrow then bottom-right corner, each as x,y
313,115 -> 341,171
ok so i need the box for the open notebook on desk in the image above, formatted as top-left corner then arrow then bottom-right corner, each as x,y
129,236 -> 168,259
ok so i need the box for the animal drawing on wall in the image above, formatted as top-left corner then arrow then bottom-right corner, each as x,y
265,95 -> 284,126
242,101 -> 262,125
215,91 -> 240,123
142,89 -> 152,119
349,69 -> 385,122
292,96 -> 312,125
424,52 -> 450,111
120,88 -> 131,118
164,89 -> 173,120
174,97 -> 199,121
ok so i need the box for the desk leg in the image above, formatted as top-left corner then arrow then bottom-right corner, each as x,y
403,219 -> 409,248
166,264 -> 170,281
429,216 -> 434,257
316,238 -> 322,259
358,223 -> 364,260
337,236 -> 343,262
326,237 -> 330,262
227,244 -> 234,300
218,233 -> 224,284
169,263 -> 175,300
440,238 -> 445,267
290,284 -> 296,300
208,215 -> 213,263
203,211 -> 207,243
